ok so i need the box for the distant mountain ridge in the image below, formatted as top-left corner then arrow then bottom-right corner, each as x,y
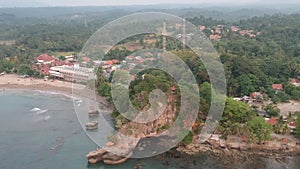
0,0 -> 48,7
0,3 -> 299,21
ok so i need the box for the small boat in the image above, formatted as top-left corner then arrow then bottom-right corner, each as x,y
88,110 -> 100,117
86,121 -> 99,130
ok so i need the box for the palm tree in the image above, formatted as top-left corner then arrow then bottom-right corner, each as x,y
273,124 -> 282,134
215,123 -> 224,134
282,125 -> 289,135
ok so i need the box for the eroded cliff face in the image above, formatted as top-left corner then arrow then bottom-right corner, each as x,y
87,92 -> 179,164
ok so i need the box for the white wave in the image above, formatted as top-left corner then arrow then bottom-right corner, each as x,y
75,99 -> 83,103
31,107 -> 41,112
36,109 -> 48,115
44,115 -> 51,121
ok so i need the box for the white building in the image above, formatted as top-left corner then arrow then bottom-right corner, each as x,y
49,64 -> 95,83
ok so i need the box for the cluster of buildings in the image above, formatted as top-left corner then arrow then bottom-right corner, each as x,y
233,82 -> 299,133
207,25 -> 224,40
265,117 -> 297,133
32,53 -> 95,83
198,24 -> 261,41
32,54 -> 74,76
93,55 -> 158,80
230,26 -> 260,38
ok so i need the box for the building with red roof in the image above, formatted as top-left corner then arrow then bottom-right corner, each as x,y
112,59 -> 119,64
272,84 -> 283,91
199,25 -> 206,31
105,60 -> 114,65
126,56 -> 135,60
231,26 -> 241,32
281,138 -> 289,145
36,54 -> 55,64
209,34 -> 221,40
267,117 -> 278,125
241,135 -> 248,142
170,86 -> 177,92
39,64 -> 51,75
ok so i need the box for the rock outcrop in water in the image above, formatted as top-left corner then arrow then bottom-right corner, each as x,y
86,147 -> 133,165
86,134 -> 140,165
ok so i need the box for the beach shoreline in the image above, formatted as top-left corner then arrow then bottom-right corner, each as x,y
0,74 -> 83,95
0,74 -> 111,111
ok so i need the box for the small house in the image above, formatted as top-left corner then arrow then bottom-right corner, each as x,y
272,84 -> 283,90
291,79 -> 300,87
36,54 -> 55,64
272,84 -> 283,94
170,86 -> 177,93
266,117 -> 277,126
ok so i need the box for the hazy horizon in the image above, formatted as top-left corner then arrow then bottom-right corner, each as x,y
1,0 -> 300,8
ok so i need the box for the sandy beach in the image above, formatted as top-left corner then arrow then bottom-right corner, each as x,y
0,74 -> 85,95
0,74 -> 111,110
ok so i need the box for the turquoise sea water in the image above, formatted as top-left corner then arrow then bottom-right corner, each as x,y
0,90 -> 299,169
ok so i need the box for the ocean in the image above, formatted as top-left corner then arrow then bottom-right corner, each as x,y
0,90 -> 298,169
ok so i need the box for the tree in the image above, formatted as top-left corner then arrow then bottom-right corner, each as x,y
59,56 -> 66,61
264,104 -> 280,117
238,74 -> 255,96
199,82 -> 212,104
18,65 -> 34,76
247,116 -> 272,144
97,82 -> 111,97
222,98 -> 255,124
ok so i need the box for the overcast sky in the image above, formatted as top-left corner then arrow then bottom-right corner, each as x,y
1,0 -> 300,7
41,0 -> 260,6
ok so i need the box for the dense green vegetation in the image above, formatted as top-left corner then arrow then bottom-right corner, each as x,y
1,8 -> 300,144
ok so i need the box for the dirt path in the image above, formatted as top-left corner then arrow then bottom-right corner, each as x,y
277,100 -> 300,116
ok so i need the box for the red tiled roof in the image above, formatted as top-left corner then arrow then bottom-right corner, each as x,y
209,34 -> 221,40
37,54 -> 55,62
199,26 -> 206,31
281,138 -> 289,144
248,34 -> 256,38
106,60 -> 114,65
267,117 -> 277,125
112,59 -> 119,64
272,84 -> 283,90
126,56 -> 135,59
241,135 -> 248,142
170,86 -> 177,91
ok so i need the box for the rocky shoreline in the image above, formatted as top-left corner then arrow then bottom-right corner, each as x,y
86,137 -> 300,166
176,141 -> 300,165
86,147 -> 133,165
